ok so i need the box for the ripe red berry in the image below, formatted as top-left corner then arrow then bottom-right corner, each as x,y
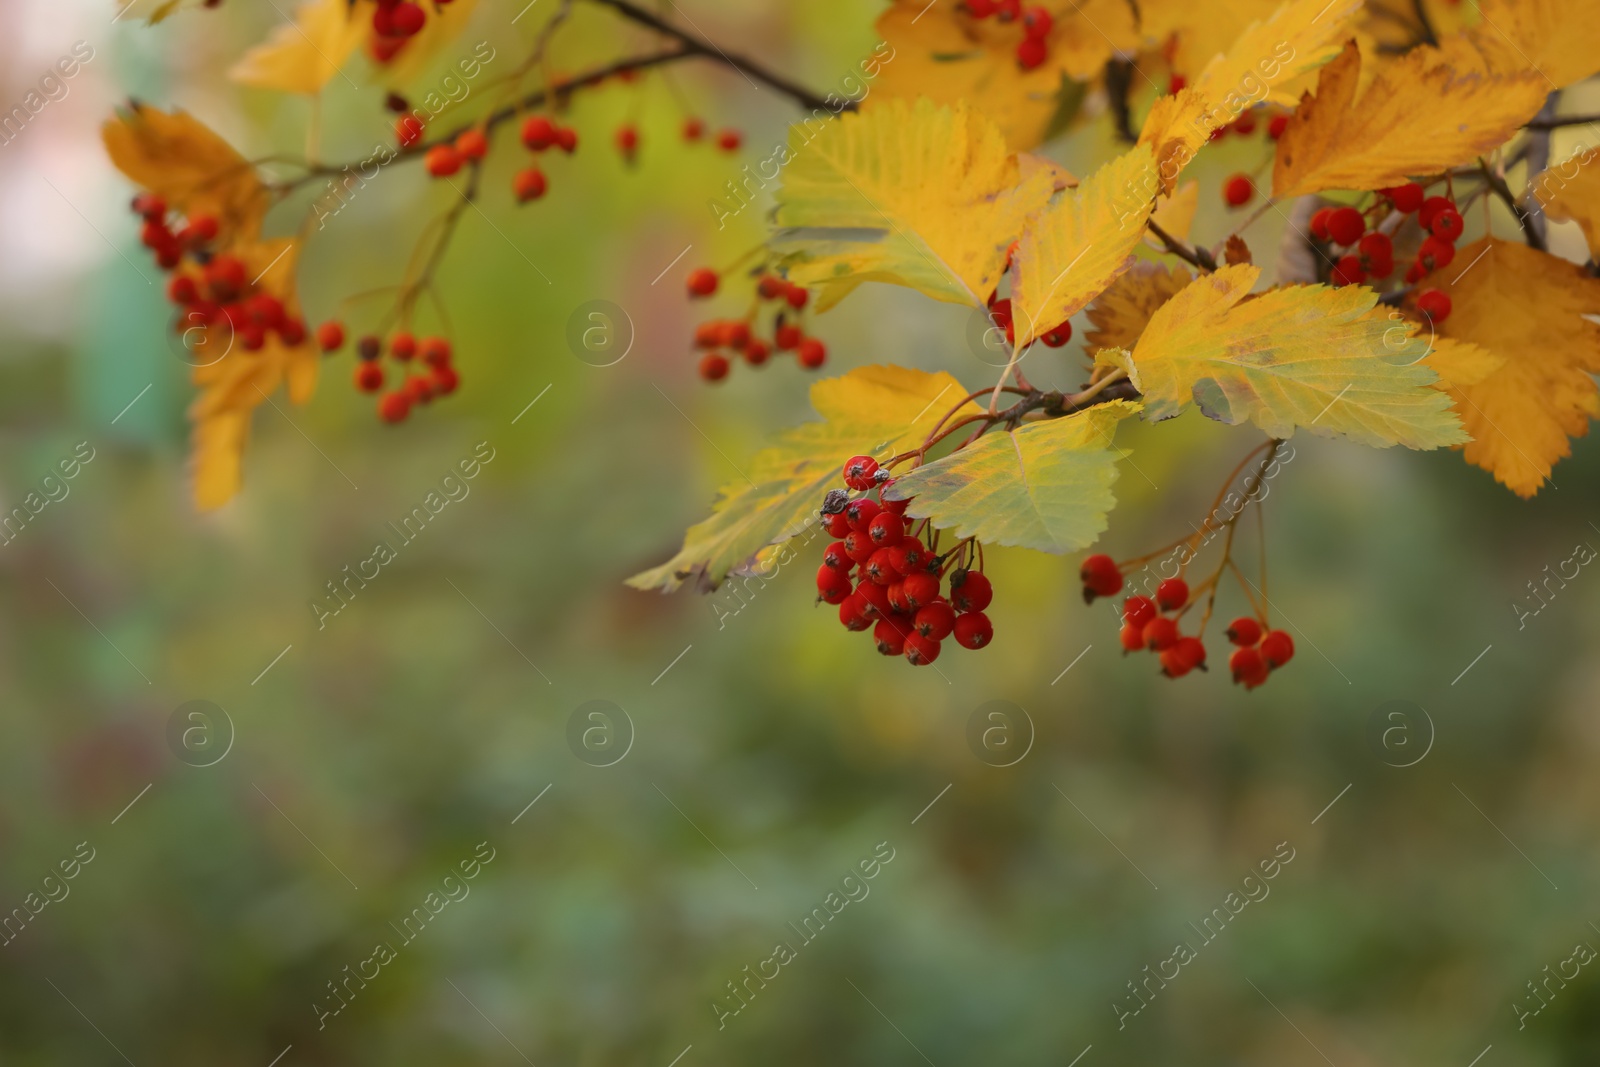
1119,622 -> 1146,652
132,193 -> 167,220
775,324 -> 803,350
1079,554 -> 1122,600
1168,73 -> 1186,94
1267,113 -> 1289,140
742,339 -> 771,365
785,285 -> 809,310
396,115 -> 426,148
185,215 -> 219,243
686,268 -> 718,297
886,581 -> 912,615
455,129 -> 489,161
950,571 -> 993,613
968,0 -> 998,15
1021,6 -> 1053,36
844,497 -> 881,531
389,332 -> 416,361
1231,112 -> 1257,135
1165,636 -> 1207,676
682,117 -> 705,142
1416,288 -> 1452,323
1223,173 -> 1254,208
879,480 -> 910,515
512,167 -> 548,202
887,539 -> 924,576
867,511 -> 905,547
839,593 -> 873,632
822,541 -> 851,571
953,611 -> 993,650
855,580 -> 891,620
824,510 -> 851,538
353,360 -> 384,393
431,365 -> 460,395
719,320 -> 751,349
1231,646 -> 1271,688
1016,37 -> 1048,69
279,318 -> 307,346
1358,232 -> 1392,267
843,529 -> 876,563
1330,254 -> 1366,287
698,352 -> 730,381
1430,207 -> 1463,241
389,1 -> 425,35
377,390 -> 410,422
615,123 -> 639,158
1260,629 -> 1295,668
555,126 -> 578,153
716,129 -> 742,151
996,0 -> 1022,20
1327,206 -> 1366,246
757,275 -> 787,299
1040,320 -> 1072,347
425,144 -> 462,177
915,600 -> 956,640
1155,577 -> 1188,612
867,549 -> 904,586
843,454 -> 880,491
1310,207 -> 1333,241
205,254 -> 247,299
420,336 -> 452,366
797,338 -> 827,369
316,320 -> 345,352
902,571 -> 939,609
167,275 -> 198,304
874,617 -> 909,656
1142,616 -> 1178,651
817,565 -> 852,604
1418,196 -> 1454,231
1226,617 -> 1262,646
1123,595 -> 1157,629
1382,183 -> 1425,214
521,115 -> 557,151
905,633 -> 943,666
1417,235 -> 1456,271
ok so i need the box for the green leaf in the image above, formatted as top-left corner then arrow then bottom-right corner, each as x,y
1098,264 -> 1468,449
882,401 -> 1141,554
629,366 -> 977,592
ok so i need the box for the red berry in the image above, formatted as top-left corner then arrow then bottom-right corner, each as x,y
396,115 -> 426,148
377,390 -> 410,422
389,332 -> 416,361
1223,173 -> 1254,208
785,285 -> 809,310
968,0 -> 998,14
431,365 -> 460,395
839,593 -> 873,632
420,336 -> 452,366
1416,288 -> 1452,323
867,511 -> 905,547
354,361 -> 384,393
1430,207 -> 1463,241
1079,554 -> 1122,600
512,167 -> 547,202
1226,617 -> 1262,646
698,352 -> 730,381
887,539 -> 924,576
1267,114 -> 1289,140
879,481 -> 910,515
615,123 -> 639,156
1330,254 -> 1366,287
950,571 -> 993,613
1230,646 -> 1271,688
886,581 -> 912,615
132,193 -> 167,220
953,611 -> 993,650
915,600 -> 956,640
1231,111 -> 1257,135
1310,207 -> 1334,241
822,541 -> 850,570
1383,183 -> 1425,214
1358,232 -> 1392,268
797,338 -> 826,369
902,571 -> 939,609
843,529 -> 876,564
184,215 -> 219,244
1040,320 -> 1072,347
716,129 -> 742,151
1168,74 -> 1187,94
1119,622 -> 1146,652
455,129 -> 489,160
874,617 -> 909,656
521,115 -> 556,151
205,255 -> 247,299
1327,206 -> 1366,246
1123,595 -> 1157,629
1021,6 -> 1053,36
316,320 -> 345,352
1172,636 -> 1207,671
1418,236 -> 1456,271
425,144 -> 462,176
686,268 -> 718,297
167,275 -> 198,304
279,318 -> 307,346
855,580 -> 891,620
843,454 -> 880,491
996,0 -> 1022,19
1016,37 -> 1048,69
742,339 -> 770,365
1418,196 -> 1454,231
1260,629 -> 1295,668
555,126 -> 578,153
824,510 -> 851,538
817,564 -> 852,604
905,633 -> 943,666
1155,577 -> 1188,612
1142,616 -> 1178,651
775,324 -> 803,350
844,497 -> 881,531
683,117 -> 705,142
389,2 -> 425,35
757,275 -> 787,300
718,321 -> 750,349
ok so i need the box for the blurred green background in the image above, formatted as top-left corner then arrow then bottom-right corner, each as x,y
3,1 -> 1600,1064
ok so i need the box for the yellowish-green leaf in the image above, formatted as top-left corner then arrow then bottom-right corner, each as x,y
629,366 -> 978,592
772,98 -> 1057,307
229,0 -> 368,95
1272,38 -> 1548,198
1099,264 -> 1467,449
1011,143 -> 1157,346
882,402 -> 1140,554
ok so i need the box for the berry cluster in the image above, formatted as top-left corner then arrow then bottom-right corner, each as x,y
1308,183 -> 1462,310
688,269 -> 827,381
315,324 -> 460,423
424,126 -> 489,178
816,456 -> 994,666
134,195 -> 310,353
960,3 -> 1056,71
505,114 -> 579,202
368,0 -> 455,64
1219,615 -> 1294,689
614,118 -> 742,162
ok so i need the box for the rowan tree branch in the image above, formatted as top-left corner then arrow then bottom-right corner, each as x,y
1478,157 -> 1547,252
1146,218 -> 1217,272
1523,113 -> 1600,130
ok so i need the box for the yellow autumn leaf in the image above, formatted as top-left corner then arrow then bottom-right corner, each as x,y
628,366 -> 979,592
1084,262 -> 1194,353
1099,264 -> 1466,448
1272,39 -> 1548,199
229,0 -> 368,95
1011,143 -> 1159,345
188,239 -> 319,510
1428,238 -> 1600,497
772,98 -> 1057,308
1139,0 -> 1364,193
868,1 -> 1136,152
1533,146 -> 1600,260
1422,337 -> 1504,390
102,103 -> 270,245
1465,0 -> 1600,89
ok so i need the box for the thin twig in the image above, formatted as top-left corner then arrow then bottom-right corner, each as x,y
1478,157 -> 1546,252
1147,218 -> 1217,272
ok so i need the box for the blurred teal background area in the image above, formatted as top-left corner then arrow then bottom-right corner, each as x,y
2,1 -> 1600,1064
